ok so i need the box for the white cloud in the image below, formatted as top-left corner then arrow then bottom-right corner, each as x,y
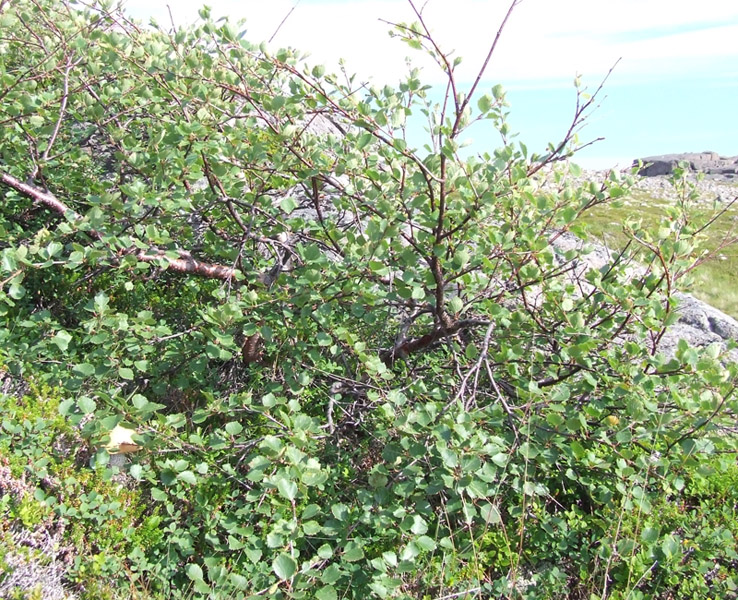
121,0 -> 738,86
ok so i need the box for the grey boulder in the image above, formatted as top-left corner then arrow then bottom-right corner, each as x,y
634,152 -> 738,178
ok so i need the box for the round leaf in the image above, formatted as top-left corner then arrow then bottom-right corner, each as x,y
186,563 -> 204,581
272,553 -> 297,580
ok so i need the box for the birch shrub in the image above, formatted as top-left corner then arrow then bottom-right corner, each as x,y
1,1 -> 737,598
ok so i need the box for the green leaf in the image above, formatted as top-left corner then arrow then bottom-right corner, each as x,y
271,95 -> 285,110
356,132 -> 373,150
151,488 -> 167,501
225,421 -> 243,435
302,520 -> 321,535
316,586 -> 337,600
410,515 -> 428,535
480,503 -> 501,524
186,563 -> 204,581
661,535 -> 680,560
272,553 -> 297,580
301,469 -> 328,487
119,367 -> 134,380
45,241 -> 62,258
8,282 -> 25,299
132,394 -> 148,410
453,247 -> 470,269
229,573 -> 248,590
416,535 -> 437,551
1,250 -> 17,271
321,564 -> 341,584
400,541 -> 419,561
177,470 -> 197,485
316,332 -> 332,346
77,396 -> 96,415
448,296 -> 463,314
52,331 -> 72,352
193,579 -> 210,594
491,452 -> 508,467
317,544 -> 333,559
58,399 -> 75,416
343,541 -> 364,562
73,363 -> 96,377
331,503 -> 348,521
477,94 -> 493,114
277,477 -> 298,501
641,526 -> 660,543
280,196 -> 297,214
267,532 -> 284,548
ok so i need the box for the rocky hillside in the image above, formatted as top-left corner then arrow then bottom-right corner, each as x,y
571,164 -> 738,359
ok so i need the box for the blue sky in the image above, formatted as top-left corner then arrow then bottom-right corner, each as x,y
123,0 -> 738,169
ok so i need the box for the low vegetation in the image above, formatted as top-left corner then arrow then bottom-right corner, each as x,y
583,181 -> 738,317
1,1 -> 737,599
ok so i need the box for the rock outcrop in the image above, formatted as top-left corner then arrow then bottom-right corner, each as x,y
635,152 -> 738,178
665,292 -> 738,359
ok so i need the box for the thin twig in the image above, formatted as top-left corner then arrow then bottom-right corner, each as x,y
166,4 -> 176,32
41,56 -> 81,164
269,0 -> 301,44
454,322 -> 495,406
453,0 -> 521,138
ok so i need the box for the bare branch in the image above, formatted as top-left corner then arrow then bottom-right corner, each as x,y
41,55 -> 83,164
453,0 -> 521,138
269,0 -> 301,44
528,59 -> 620,176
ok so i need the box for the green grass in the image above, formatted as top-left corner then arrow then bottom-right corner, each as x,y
580,185 -> 738,319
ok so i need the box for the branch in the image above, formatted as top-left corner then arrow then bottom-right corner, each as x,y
135,250 -> 241,281
380,317 -> 490,364
0,169 -> 251,284
42,55 -> 83,164
452,0 -> 520,138
269,0 -> 301,44
0,170 -> 95,233
527,59 -> 620,176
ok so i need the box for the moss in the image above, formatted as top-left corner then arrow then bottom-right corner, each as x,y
0,380 -> 160,598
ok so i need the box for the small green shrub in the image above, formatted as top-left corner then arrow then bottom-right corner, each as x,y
0,2 -> 737,599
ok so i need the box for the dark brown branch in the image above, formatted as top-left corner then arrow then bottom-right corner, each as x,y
380,317 -> 490,364
452,0 -> 520,138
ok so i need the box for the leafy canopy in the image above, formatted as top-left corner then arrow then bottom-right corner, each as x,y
1,1 -> 737,599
